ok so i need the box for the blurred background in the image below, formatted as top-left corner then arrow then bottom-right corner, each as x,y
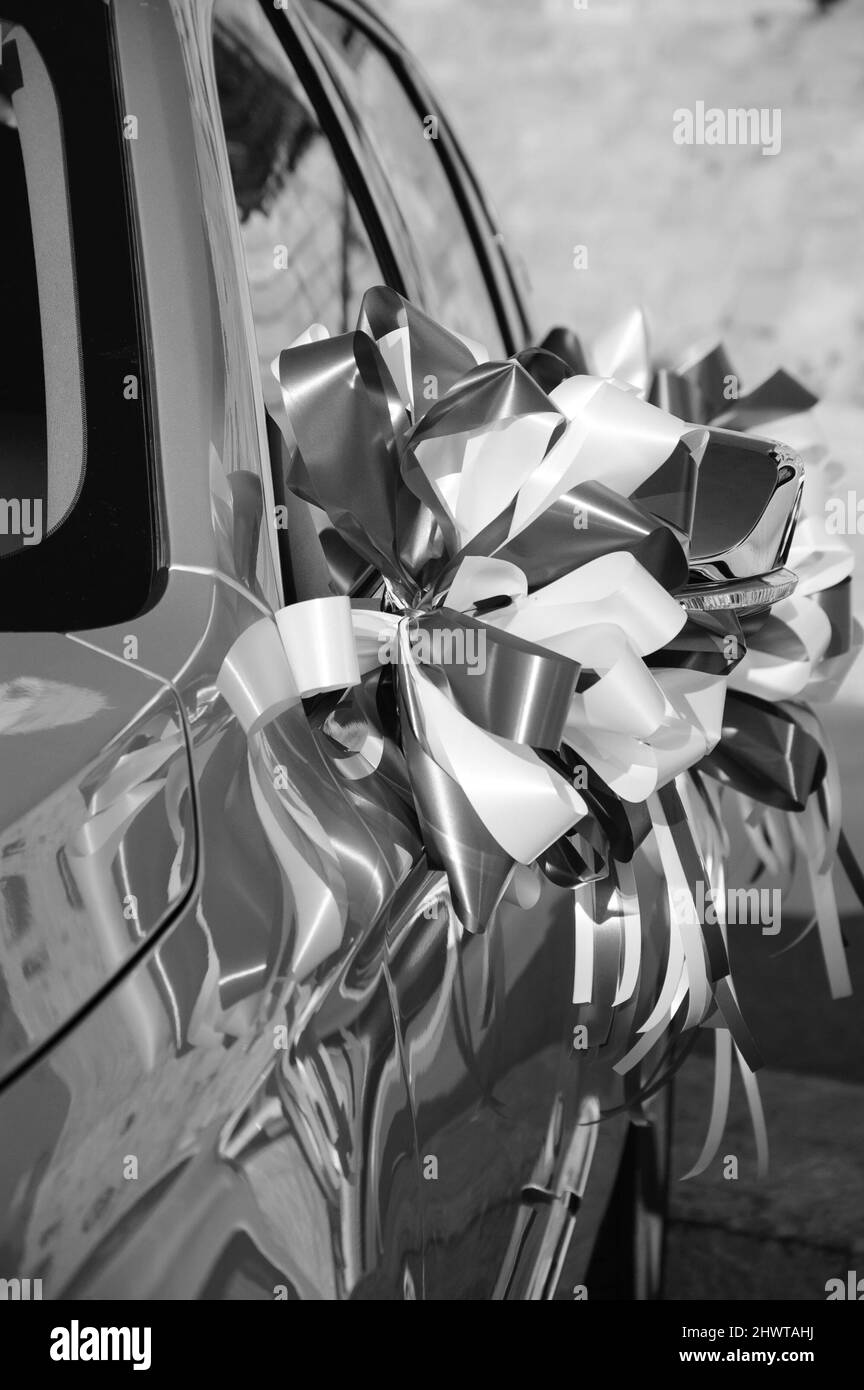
380,0 -> 864,1299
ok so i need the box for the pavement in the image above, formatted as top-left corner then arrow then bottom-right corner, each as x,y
669,1056 -> 864,1299
379,0 -> 864,1300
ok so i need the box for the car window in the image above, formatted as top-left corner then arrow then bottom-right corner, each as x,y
0,21 -> 82,560
212,0 -> 385,416
0,5 -> 159,630
301,0 -> 507,357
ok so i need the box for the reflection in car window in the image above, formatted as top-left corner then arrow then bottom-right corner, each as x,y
301,0 -> 506,357
212,0 -> 384,415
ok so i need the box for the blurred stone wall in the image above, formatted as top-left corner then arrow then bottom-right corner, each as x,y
379,0 -> 864,406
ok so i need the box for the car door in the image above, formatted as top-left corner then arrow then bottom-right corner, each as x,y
0,3 -> 197,1088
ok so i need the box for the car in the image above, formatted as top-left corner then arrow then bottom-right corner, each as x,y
0,0 -> 677,1301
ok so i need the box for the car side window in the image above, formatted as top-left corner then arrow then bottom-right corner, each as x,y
212,0 -> 385,417
300,0 -> 507,357
0,6 -> 159,631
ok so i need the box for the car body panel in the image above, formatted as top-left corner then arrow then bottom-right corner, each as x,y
0,636 -> 195,1085
385,874 -> 620,1299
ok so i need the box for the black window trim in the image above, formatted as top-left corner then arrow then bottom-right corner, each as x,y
256,0 -> 410,307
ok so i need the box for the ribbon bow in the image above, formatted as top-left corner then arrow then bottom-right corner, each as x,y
252,288 -> 861,1177
268,288 -> 752,933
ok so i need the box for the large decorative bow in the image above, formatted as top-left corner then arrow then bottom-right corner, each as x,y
267,287 -> 853,921
262,289 -> 859,1173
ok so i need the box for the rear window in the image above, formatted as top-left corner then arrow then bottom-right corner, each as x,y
0,3 -> 161,630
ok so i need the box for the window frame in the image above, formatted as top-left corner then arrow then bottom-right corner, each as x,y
256,0 -> 411,307
290,0 -> 534,356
